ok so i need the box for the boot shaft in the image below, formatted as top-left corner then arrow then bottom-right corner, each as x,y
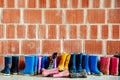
64,54 -> 71,70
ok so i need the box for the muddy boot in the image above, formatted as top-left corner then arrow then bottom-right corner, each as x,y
1,56 -> 11,75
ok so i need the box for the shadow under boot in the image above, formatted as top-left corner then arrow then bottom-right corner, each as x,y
99,56 -> 110,75
1,56 -> 11,75
11,56 -> 19,75
58,52 -> 68,71
89,55 -> 103,76
19,56 -> 35,75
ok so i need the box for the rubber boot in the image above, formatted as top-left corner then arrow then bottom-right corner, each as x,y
38,56 -> 42,74
41,56 -> 49,71
48,52 -> 58,69
77,53 -> 83,72
58,52 -> 68,71
34,55 -> 38,75
53,58 -> 57,68
110,57 -> 119,75
100,56 -> 110,75
83,54 -> 90,75
11,56 -> 19,75
64,54 -> 71,70
114,53 -> 120,75
69,53 -> 77,73
53,69 -> 69,78
1,56 -> 11,75
89,55 -> 103,76
19,56 -> 35,75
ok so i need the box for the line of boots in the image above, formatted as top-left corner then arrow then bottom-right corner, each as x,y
1,52 -> 120,78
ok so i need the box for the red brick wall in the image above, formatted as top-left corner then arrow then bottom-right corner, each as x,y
0,0 -> 120,69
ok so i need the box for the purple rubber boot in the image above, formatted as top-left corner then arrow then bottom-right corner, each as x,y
53,58 -> 57,68
38,56 -> 42,74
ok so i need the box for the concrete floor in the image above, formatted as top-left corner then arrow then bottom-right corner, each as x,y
0,75 -> 119,80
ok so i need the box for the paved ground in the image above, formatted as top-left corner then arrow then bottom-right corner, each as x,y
0,75 -> 119,80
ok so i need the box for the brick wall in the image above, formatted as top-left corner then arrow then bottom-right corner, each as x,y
0,0 -> 120,69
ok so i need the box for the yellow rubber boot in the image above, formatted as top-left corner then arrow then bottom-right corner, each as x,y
58,52 -> 68,71
64,54 -> 71,70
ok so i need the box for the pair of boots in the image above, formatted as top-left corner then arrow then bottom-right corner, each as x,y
1,56 -> 19,75
82,54 -> 102,76
19,55 -> 39,75
53,52 -> 71,78
42,52 -> 58,77
69,53 -> 87,78
100,54 -> 119,75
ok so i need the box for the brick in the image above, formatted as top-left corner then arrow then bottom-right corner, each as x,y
45,10 -> 62,24
107,41 -> 120,55
17,25 -> 26,38
112,25 -> 119,39
93,0 -> 100,8
22,40 -> 40,54
85,40 -> 102,54
38,25 -> 46,39
90,25 -> 98,39
42,40 -> 60,53
28,0 -> 36,8
69,25 -> 77,39
24,10 -> 41,23
6,25 -> 15,38
0,41 -> 2,54
66,10 -> 84,24
115,0 -> 120,8
80,25 -> 87,39
104,0 -> 111,8
48,25 -> 56,39
63,40 -> 82,53
60,0 -> 67,8
82,0 -> 89,8
0,0 -> 4,7
2,40 -> 19,54
49,0 -> 57,8
87,10 -> 105,23
59,25 -> 67,39
18,56 -> 25,70
71,0 -> 78,8
101,25 -> 108,39
0,56 -> 4,70
108,9 -> 120,23
2,10 -> 20,23
39,0 -> 46,8
28,25 -> 36,39
18,0 -> 25,8
0,25 -> 4,38
7,0 -> 14,8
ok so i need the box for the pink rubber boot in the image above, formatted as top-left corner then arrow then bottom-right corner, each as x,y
42,68 -> 59,77
53,70 -> 69,78
110,57 -> 119,75
38,56 -> 42,74
100,57 -> 110,75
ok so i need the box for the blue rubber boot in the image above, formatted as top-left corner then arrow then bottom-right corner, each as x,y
41,56 -> 49,69
11,56 -> 19,74
34,55 -> 39,75
69,53 -> 77,73
89,55 -> 103,76
1,56 -> 11,75
77,53 -> 83,72
19,56 -> 35,75
83,54 -> 90,75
